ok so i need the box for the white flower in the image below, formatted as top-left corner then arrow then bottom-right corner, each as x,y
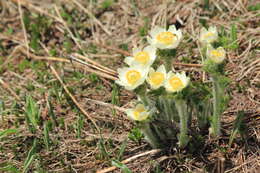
124,46 -> 157,67
199,26 -> 218,44
206,45 -> 226,64
164,71 -> 189,93
147,25 -> 182,49
146,65 -> 167,89
126,104 -> 149,121
116,66 -> 148,90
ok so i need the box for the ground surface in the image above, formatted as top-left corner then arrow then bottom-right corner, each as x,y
0,0 -> 259,172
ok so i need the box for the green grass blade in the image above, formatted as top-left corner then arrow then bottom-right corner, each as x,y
0,100 -> 5,116
111,160 -> 132,173
76,114 -> 84,138
111,83 -> 119,116
248,3 -> 260,11
25,95 -> 40,131
229,111 -> 246,146
117,138 -> 128,160
0,129 -> 18,139
203,0 -> 209,10
47,96 -> 57,127
23,139 -> 37,173
230,24 -> 238,49
98,138 -> 110,160
0,164 -> 20,173
231,24 -> 237,42
43,121 -> 50,151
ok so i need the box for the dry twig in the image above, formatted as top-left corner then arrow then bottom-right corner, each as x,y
96,149 -> 162,173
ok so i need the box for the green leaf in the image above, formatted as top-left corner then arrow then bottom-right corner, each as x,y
0,100 -> 5,115
199,19 -> 207,28
0,129 -> 18,139
139,17 -> 150,37
0,164 -> 20,173
23,139 -> 37,173
203,0 -> 209,10
18,59 -> 30,73
248,3 -> 260,11
111,160 -> 132,173
76,114 -> 84,138
43,122 -> 51,150
117,139 -> 128,160
23,12 -> 31,30
119,43 -> 128,51
25,95 -> 40,132
88,73 -> 100,83
229,111 -> 246,146
47,97 -> 57,126
231,24 -> 237,43
101,0 -> 114,9
61,9 -> 73,24
230,24 -> 238,49
128,128 -> 143,143
29,24 -> 40,51
63,39 -> 73,53
98,138 -> 110,160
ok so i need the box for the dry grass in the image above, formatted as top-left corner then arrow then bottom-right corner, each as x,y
0,0 -> 259,172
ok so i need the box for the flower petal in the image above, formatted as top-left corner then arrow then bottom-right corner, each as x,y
124,56 -> 134,66
150,26 -> 165,37
168,25 -> 177,32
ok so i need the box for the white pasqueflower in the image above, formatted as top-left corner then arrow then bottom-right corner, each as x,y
199,26 -> 218,44
147,25 -> 182,49
146,65 -> 167,90
206,45 -> 226,64
116,66 -> 148,90
124,46 -> 157,67
126,104 -> 149,121
164,71 -> 189,93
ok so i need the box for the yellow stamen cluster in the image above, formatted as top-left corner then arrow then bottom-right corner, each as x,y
133,106 -> 145,119
169,76 -> 184,91
156,32 -> 176,45
148,72 -> 165,86
134,51 -> 150,65
126,70 -> 141,85
203,32 -> 214,39
210,50 -> 224,58
206,46 -> 226,64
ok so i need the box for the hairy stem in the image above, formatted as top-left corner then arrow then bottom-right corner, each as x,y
165,57 -> 172,71
158,49 -> 176,71
211,76 -> 223,137
138,94 -> 148,106
175,99 -> 189,148
136,84 -> 149,106
161,97 -> 171,121
141,123 -> 161,148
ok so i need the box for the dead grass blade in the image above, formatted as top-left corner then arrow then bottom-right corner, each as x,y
17,47 -> 118,81
70,0 -> 112,35
96,149 -> 162,173
0,78 -> 21,101
96,42 -> 203,68
72,53 -> 117,75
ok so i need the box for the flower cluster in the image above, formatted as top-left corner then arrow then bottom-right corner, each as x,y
115,24 -> 229,148
199,26 -> 229,137
199,26 -> 226,64
115,25 -> 189,121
